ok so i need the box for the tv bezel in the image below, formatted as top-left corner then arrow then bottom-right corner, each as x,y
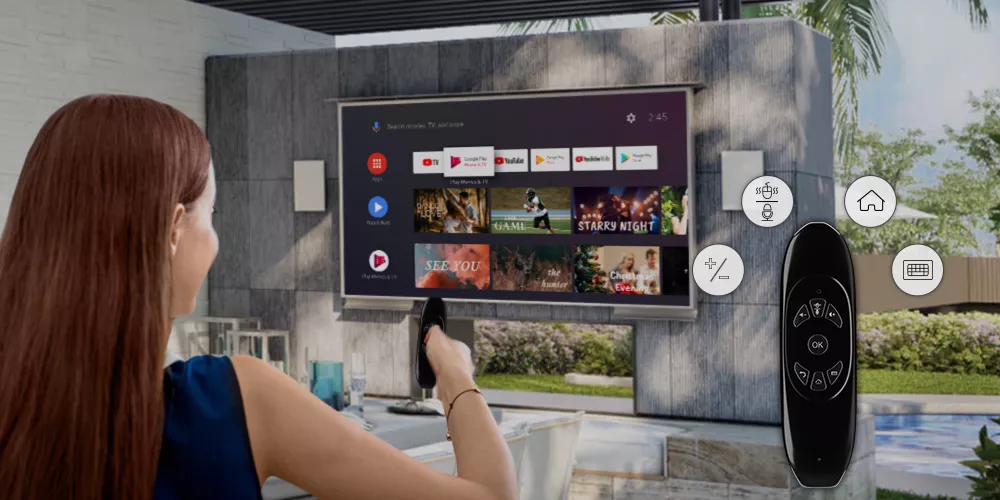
337,85 -> 699,320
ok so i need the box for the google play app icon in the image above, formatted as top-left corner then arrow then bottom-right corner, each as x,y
368,196 -> 388,218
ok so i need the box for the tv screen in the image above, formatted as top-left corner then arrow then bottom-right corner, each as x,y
338,88 -> 695,311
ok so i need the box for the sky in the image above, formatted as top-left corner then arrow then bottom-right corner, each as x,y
335,0 -> 1000,254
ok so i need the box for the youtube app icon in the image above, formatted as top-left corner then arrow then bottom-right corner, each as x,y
369,250 -> 389,272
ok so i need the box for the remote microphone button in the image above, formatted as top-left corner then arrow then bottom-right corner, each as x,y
793,362 -> 810,385
807,334 -> 829,355
793,305 -> 810,327
808,298 -> 827,318
810,372 -> 828,391
824,304 -> 843,328
827,361 -> 843,386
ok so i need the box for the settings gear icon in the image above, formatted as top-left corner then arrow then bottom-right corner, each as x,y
625,112 -> 636,123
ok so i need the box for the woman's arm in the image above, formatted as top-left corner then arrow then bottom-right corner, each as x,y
231,329 -> 517,500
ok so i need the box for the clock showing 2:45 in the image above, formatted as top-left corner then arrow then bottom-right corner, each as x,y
648,112 -> 669,122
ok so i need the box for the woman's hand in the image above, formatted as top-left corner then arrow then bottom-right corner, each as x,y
424,326 -> 477,413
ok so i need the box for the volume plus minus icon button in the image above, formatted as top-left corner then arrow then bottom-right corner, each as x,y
793,305 -> 810,327
825,304 -> 843,328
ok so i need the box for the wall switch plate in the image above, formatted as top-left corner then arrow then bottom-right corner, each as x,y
294,160 -> 326,212
721,151 -> 764,211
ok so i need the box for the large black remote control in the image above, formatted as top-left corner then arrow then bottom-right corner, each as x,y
781,222 -> 857,488
415,298 -> 447,389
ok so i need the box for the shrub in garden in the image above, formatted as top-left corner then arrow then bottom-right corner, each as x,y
857,311 -> 1000,375
474,321 -> 632,377
961,416 -> 1000,498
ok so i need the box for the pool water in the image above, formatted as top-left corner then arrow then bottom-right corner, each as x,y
875,414 -> 999,478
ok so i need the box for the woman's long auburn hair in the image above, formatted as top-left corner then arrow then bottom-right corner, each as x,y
0,95 -> 211,499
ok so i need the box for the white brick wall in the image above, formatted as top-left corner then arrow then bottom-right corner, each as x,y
0,0 -> 336,316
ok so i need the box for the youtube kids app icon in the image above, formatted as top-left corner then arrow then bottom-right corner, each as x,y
575,245 -> 661,295
414,244 -> 491,290
414,188 -> 489,234
367,152 -> 387,175
573,186 -> 661,235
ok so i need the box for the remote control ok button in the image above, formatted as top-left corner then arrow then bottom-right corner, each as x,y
807,334 -> 828,355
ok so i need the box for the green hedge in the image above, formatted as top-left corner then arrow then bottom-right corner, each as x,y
858,311 -> 1000,374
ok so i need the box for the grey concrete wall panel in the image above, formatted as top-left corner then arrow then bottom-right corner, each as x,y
604,26 -> 667,86
438,39 -> 494,93
668,303 -> 735,420
734,305 -> 782,423
294,179 -> 338,292
247,54 -> 294,180
205,56 -> 248,181
794,23 -> 835,178
690,23 -> 730,174
732,171 -> 796,305
209,180 -> 251,288
208,288 -> 251,318
492,35 -> 548,91
338,46 -> 388,98
548,31 -> 606,89
249,180 -> 295,290
795,173 -> 836,227
292,50 -> 339,179
634,320 -> 673,415
727,20 -> 796,172
387,42 -> 440,96
250,289 -> 295,331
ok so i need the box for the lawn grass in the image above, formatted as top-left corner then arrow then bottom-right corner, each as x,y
477,369 -> 1000,399
876,488 -> 958,500
860,369 -> 1000,395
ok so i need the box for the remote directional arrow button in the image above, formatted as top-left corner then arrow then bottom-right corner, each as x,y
810,371 -> 828,391
827,361 -> 844,386
793,305 -> 810,327
824,304 -> 843,329
793,362 -> 810,386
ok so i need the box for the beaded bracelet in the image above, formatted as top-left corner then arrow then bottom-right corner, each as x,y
445,387 -> 482,441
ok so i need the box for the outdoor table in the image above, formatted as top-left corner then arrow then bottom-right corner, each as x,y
174,316 -> 262,356
260,399 -> 503,500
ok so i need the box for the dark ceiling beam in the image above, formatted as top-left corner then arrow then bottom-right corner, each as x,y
268,2 -> 696,27
190,0 -> 780,36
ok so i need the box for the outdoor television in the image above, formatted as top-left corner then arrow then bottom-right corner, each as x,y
338,87 -> 696,317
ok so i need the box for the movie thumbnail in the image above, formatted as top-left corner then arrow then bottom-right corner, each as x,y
660,246 -> 690,296
573,187 -> 661,235
491,245 -> 573,292
660,186 -> 689,236
415,244 -> 491,290
574,245 -> 661,295
490,187 -> 572,234
414,188 -> 489,234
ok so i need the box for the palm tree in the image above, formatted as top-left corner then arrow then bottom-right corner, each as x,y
500,0 -> 989,162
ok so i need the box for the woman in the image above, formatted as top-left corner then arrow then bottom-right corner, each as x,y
670,192 -> 689,236
609,252 -> 637,293
0,95 -> 517,500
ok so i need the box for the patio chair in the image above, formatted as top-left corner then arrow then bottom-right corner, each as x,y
517,411 -> 585,500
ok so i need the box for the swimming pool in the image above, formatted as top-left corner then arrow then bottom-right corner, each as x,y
875,414 -> 998,478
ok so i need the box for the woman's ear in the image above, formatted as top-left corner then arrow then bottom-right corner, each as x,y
170,203 -> 186,256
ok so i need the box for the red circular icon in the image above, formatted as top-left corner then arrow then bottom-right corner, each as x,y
367,153 -> 387,175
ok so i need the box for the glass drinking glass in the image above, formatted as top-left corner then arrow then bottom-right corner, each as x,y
349,352 -> 367,413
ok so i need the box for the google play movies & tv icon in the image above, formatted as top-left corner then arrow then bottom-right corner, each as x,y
338,87 -> 695,315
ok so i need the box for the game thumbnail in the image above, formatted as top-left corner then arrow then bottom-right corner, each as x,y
490,187 -> 572,234
660,186 -> 689,236
575,245 -> 661,295
491,245 -> 573,292
573,186 -> 661,235
414,188 -> 489,234
414,244 -> 491,290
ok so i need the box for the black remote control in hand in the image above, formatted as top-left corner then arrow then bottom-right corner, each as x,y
415,298 -> 447,389
781,222 -> 857,488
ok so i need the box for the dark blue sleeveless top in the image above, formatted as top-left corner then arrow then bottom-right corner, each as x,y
154,355 -> 263,500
